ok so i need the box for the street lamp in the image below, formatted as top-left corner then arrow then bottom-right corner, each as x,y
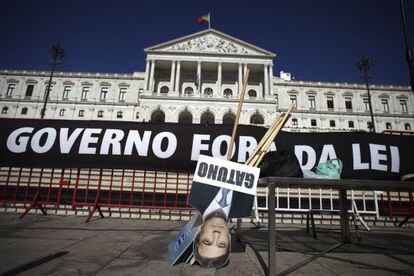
399,0 -> 414,92
356,57 -> 376,133
40,43 -> 66,119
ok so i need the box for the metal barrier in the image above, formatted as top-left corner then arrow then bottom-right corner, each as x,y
256,176 -> 414,276
0,167 -> 194,221
379,130 -> 414,226
71,168 -> 194,221
256,187 -> 379,217
0,167 -> 72,218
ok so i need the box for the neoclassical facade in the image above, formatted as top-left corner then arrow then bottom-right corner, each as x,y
1,28 -> 413,132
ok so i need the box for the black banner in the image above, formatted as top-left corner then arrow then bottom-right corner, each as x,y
0,118 -> 413,181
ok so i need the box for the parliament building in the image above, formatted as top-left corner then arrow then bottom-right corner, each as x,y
1,28 -> 413,133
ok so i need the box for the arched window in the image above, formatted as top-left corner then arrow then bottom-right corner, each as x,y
160,86 -> 169,94
184,87 -> 194,96
248,89 -> 257,98
200,111 -> 215,125
117,111 -> 123,118
223,112 -> 236,125
223,89 -> 232,97
250,113 -> 264,125
204,87 -> 213,96
178,110 -> 193,124
150,109 -> 165,123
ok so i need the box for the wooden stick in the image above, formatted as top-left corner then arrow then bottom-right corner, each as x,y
245,115 -> 283,165
252,104 -> 295,167
227,69 -> 250,161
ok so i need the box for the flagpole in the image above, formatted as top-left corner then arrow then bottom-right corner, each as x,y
208,13 -> 211,29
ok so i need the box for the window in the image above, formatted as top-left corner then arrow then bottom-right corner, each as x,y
311,119 -> 317,127
223,89 -> 233,97
400,100 -> 408,113
348,121 -> 354,128
21,107 -> 28,115
385,122 -> 392,129
81,87 -> 90,100
2,106 -> 8,114
345,97 -> 353,110
6,83 -> 16,97
160,86 -> 169,94
100,87 -> 108,101
44,84 -> 53,94
308,96 -> 316,109
59,109 -> 65,116
136,112 -> 140,119
405,123 -> 411,130
63,86 -> 71,99
117,111 -> 123,118
248,89 -> 257,98
97,110 -> 104,118
327,97 -> 334,109
330,120 -> 336,127
367,122 -> 373,131
292,118 -> 298,126
119,87 -> 127,101
25,85 -> 34,98
290,95 -> 297,107
204,87 -> 213,96
184,87 -> 194,96
78,110 -> 84,117
381,99 -> 389,112
250,113 -> 264,125
363,98 -> 370,111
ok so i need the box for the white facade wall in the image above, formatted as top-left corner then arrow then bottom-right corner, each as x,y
0,29 -> 413,133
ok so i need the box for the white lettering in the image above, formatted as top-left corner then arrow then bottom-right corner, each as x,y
31,127 -> 56,154
152,132 -> 177,159
238,136 -> 257,163
60,128 -> 84,154
79,128 -> 102,154
212,135 -> 234,159
352,143 -> 369,170
319,144 -> 338,164
124,130 -> 151,156
100,129 -> 125,155
295,145 -> 316,170
6,127 -> 34,153
191,134 -> 210,161
390,146 -> 400,173
370,143 -> 387,171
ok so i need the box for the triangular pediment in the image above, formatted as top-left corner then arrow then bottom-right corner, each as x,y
145,29 -> 275,57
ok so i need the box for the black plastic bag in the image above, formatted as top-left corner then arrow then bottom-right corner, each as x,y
259,150 -> 303,178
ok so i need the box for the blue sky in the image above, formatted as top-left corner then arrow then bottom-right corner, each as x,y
1,0 -> 413,86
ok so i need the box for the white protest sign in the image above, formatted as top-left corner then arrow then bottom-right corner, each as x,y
192,155 -> 260,196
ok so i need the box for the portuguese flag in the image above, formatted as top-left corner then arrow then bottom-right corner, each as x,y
197,13 -> 210,25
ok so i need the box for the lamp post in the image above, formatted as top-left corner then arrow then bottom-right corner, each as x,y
399,0 -> 414,92
40,44 -> 66,119
357,57 -> 376,133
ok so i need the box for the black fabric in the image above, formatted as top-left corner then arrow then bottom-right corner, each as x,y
259,150 -> 303,178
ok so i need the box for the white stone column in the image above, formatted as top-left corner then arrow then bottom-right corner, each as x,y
264,64 -> 269,97
170,61 -> 176,91
174,61 -> 181,93
238,63 -> 243,95
269,64 -> 273,96
197,61 -> 201,95
217,62 -> 222,95
149,59 -> 156,93
144,59 -> 150,91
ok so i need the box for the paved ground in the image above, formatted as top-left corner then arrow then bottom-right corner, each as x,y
0,213 -> 413,275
